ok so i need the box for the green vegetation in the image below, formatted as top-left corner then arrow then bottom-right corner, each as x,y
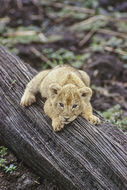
42,48 -> 91,68
102,105 -> 127,133
0,26 -> 43,52
91,35 -> 127,61
83,0 -> 99,9
0,146 -> 16,174
0,2 -> 127,64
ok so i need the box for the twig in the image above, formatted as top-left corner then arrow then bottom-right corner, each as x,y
30,47 -> 53,67
46,34 -> 63,43
38,33 -> 48,42
79,30 -> 95,47
53,14 -> 75,23
98,29 -> 127,39
110,16 -> 127,24
69,15 -> 109,31
0,17 -> 10,22
56,4 -> 95,14
41,1 -> 95,14
104,46 -> 127,56
69,14 -> 127,32
5,30 -> 63,43
6,31 -> 37,37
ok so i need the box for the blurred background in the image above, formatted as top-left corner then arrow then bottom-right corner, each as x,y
0,0 -> 127,189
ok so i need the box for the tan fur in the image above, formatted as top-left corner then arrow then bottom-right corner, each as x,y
21,65 -> 100,131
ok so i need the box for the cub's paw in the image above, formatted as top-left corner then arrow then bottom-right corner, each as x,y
20,92 -> 36,107
83,114 -> 101,125
87,115 -> 100,125
52,118 -> 64,132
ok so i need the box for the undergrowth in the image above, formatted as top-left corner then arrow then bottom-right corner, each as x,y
102,104 -> 127,133
0,146 -> 16,174
1,1 -> 127,65
42,48 -> 91,69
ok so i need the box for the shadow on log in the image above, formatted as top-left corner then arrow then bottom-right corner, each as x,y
0,45 -> 127,190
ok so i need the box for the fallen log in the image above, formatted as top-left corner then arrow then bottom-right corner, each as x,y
0,45 -> 127,190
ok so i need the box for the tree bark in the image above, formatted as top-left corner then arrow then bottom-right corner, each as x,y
0,45 -> 127,190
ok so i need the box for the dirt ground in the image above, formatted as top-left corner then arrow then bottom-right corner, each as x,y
0,150 -> 59,190
0,0 -> 127,189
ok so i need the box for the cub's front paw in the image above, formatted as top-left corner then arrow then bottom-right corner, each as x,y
87,115 -> 100,125
20,92 -> 36,107
52,118 -> 64,132
83,114 -> 101,125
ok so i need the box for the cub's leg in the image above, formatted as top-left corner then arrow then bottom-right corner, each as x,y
21,70 -> 50,107
44,99 -> 64,131
78,70 -> 90,87
82,103 -> 100,125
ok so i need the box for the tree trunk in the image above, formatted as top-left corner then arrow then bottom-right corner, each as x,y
0,45 -> 127,190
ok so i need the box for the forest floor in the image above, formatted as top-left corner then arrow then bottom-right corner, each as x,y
0,0 -> 127,189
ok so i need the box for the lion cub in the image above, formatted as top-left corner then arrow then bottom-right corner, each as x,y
21,65 -> 100,131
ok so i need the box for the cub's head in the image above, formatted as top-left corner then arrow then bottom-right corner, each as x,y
49,83 -> 92,124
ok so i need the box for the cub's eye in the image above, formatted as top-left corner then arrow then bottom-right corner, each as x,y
82,93 -> 87,97
72,104 -> 78,109
59,103 -> 64,108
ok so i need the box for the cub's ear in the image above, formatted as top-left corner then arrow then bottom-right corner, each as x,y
79,87 -> 92,101
49,83 -> 62,97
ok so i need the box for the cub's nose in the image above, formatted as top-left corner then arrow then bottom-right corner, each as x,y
64,117 -> 69,122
